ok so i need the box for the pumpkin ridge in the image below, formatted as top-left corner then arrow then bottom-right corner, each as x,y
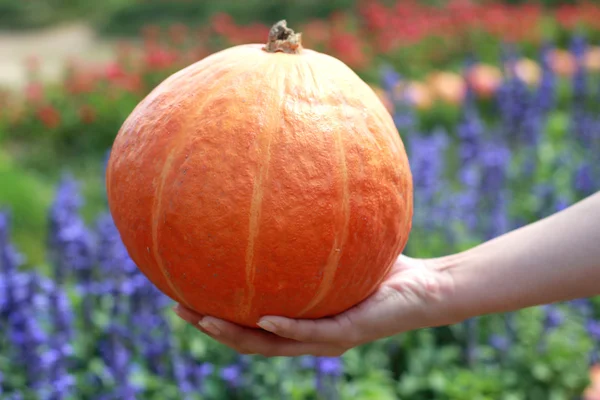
302,56 -> 322,97
305,85 -> 372,314
149,63 -> 252,310
297,93 -> 351,317
151,149 -> 192,307
354,105 -> 399,299
240,62 -> 285,322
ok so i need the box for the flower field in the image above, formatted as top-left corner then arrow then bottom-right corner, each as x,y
1,1 -> 600,399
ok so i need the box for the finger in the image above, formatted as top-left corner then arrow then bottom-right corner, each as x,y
172,303 -> 203,324
198,316 -> 347,357
256,314 -> 357,344
172,305 -> 346,357
257,286 -> 404,343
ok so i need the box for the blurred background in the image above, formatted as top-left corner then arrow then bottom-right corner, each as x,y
1,0 -> 600,398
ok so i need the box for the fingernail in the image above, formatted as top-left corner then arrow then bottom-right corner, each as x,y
198,318 -> 221,336
172,304 -> 183,315
257,319 -> 277,332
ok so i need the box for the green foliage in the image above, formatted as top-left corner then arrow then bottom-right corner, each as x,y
0,0 -> 89,30
0,149 -> 53,266
95,0 -> 358,37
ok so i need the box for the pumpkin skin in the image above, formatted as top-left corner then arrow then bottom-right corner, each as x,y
106,21 -> 413,328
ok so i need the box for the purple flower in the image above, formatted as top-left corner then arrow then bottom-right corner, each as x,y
457,102 -> 483,169
101,324 -> 136,399
480,141 -> 511,194
316,357 -> 344,377
0,212 -> 26,318
47,174 -> 96,287
188,362 -> 214,394
574,163 -> 595,196
381,67 -> 417,133
409,129 -> 449,199
496,75 -> 529,140
570,34 -> 588,101
520,95 -> 543,150
300,355 -> 317,369
220,364 -> 243,389
586,320 -> 600,340
314,357 -> 344,398
542,305 -> 564,331
533,184 -> 559,219
0,212 -> 24,275
0,212 -> 54,391
95,213 -> 139,294
408,128 -> 450,231
554,197 -> 570,212
479,140 -> 511,239
463,318 -> 478,366
455,170 -> 480,232
380,64 -> 400,93
172,353 -> 194,394
199,362 -> 214,377
489,334 -> 509,352
569,298 -> 592,317
535,42 -> 556,113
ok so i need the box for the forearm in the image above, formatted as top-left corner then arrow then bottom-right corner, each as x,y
441,191 -> 600,321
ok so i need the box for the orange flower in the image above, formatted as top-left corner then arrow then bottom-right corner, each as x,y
403,81 -> 434,110
427,71 -> 466,106
583,364 -> 600,400
369,84 -> 394,114
548,49 -> 576,77
585,46 -> 600,72
514,58 -> 541,86
466,64 -> 503,98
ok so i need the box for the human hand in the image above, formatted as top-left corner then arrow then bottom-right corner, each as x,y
172,254 -> 458,357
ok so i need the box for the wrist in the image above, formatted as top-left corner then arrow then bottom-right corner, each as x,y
426,249 -> 487,324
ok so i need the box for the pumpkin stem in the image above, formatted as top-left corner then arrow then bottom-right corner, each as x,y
264,20 -> 302,54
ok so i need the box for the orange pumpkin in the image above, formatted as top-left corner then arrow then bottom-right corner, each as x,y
106,21 -> 413,328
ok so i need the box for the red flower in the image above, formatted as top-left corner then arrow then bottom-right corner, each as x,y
79,104 -> 96,124
300,21 -> 330,48
105,62 -> 127,80
168,23 -> 189,45
36,105 -> 61,129
25,83 -> 44,103
144,45 -> 178,71
113,73 -> 143,94
359,1 -> 389,31
211,13 -> 235,36
329,32 -> 370,70
141,24 -> 161,45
